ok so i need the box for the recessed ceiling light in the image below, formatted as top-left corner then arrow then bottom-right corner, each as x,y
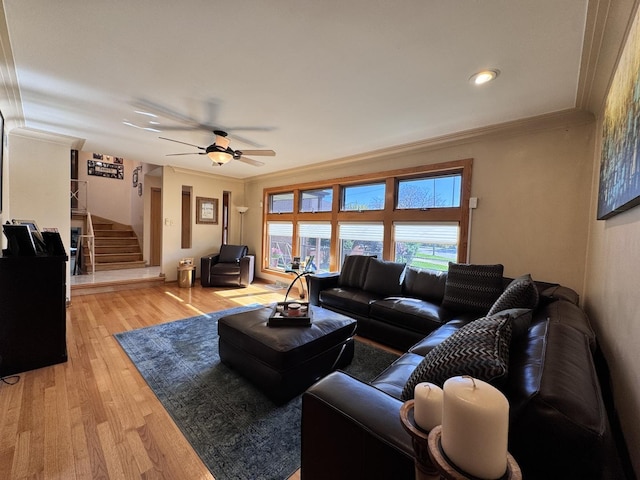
469,69 -> 500,85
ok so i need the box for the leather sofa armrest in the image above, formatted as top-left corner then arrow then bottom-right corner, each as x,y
239,255 -> 255,287
200,253 -> 219,287
306,272 -> 340,306
301,371 -> 414,480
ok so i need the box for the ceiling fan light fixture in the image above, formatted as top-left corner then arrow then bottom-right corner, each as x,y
469,69 -> 500,85
208,150 -> 233,165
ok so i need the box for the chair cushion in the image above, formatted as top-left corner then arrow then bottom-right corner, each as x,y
441,262 -> 504,314
218,244 -> 247,263
362,259 -> 405,296
401,312 -> 513,400
488,274 -> 539,316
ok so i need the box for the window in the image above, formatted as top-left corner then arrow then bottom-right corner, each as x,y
339,222 -> 384,262
394,222 -> 459,271
397,174 -> 461,209
263,159 -> 471,275
300,188 -> 333,213
269,192 -> 294,213
341,183 -> 385,211
298,222 -> 331,271
267,222 -> 293,269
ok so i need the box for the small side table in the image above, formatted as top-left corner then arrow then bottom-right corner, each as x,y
284,268 -> 315,300
400,401 -> 522,480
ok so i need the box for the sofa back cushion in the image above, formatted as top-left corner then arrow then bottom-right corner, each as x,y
218,244 -> 248,263
338,255 -> 375,289
403,267 -> 447,303
362,259 -> 406,297
441,262 -> 504,314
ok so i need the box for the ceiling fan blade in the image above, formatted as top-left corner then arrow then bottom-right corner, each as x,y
239,149 -> 276,157
159,137 -> 206,150
166,152 -> 207,156
237,156 -> 265,167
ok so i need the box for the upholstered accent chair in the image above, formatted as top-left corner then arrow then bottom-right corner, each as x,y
200,244 -> 255,287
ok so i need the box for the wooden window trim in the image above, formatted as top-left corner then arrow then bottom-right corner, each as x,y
263,159 -> 472,277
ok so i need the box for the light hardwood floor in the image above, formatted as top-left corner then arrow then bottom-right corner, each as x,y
0,281 -> 306,480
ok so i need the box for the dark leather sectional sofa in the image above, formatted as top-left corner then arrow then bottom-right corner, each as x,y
302,256 -> 626,479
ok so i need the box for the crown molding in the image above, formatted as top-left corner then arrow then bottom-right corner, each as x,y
0,3 -> 24,131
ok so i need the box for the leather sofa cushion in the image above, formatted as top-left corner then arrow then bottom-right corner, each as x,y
211,264 -> 241,276
338,255 -> 374,289
369,297 -> 453,335
402,267 -> 447,303
507,319 -> 608,478
442,262 -> 504,314
544,298 -> 597,351
362,258 -> 405,296
371,352 -> 423,399
319,287 -> 381,317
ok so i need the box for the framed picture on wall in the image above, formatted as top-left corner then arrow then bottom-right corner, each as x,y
196,197 -> 218,224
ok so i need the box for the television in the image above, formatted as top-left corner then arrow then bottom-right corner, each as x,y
3,224 -> 37,256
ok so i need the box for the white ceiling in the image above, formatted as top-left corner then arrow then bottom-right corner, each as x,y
3,0 -> 590,178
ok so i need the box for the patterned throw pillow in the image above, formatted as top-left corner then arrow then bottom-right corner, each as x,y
441,263 -> 504,314
401,313 -> 512,400
488,274 -> 539,316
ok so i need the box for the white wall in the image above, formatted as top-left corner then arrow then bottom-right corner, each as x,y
160,166 -> 246,281
77,150 -> 144,235
7,128 -> 77,299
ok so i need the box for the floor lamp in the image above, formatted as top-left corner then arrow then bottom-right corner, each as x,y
237,206 -> 249,244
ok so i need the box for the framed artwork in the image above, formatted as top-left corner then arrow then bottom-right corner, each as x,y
196,197 -> 218,224
597,6 -> 640,219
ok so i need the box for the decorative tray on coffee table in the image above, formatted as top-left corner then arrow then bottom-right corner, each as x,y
267,301 -> 312,327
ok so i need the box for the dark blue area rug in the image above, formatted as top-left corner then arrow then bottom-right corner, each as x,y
114,304 -> 399,480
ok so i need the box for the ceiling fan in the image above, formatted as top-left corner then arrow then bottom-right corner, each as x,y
159,130 -> 276,166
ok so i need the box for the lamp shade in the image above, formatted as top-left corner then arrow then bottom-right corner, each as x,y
237,206 -> 249,213
208,151 -> 233,165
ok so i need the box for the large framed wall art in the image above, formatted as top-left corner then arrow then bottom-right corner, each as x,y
597,6 -> 640,220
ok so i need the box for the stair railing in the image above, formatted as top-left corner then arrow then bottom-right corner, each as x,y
79,212 -> 96,274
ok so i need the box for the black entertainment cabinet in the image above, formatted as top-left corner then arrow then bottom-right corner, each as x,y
0,255 -> 67,376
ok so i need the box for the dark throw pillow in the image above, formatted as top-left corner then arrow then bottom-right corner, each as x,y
488,273 -> 539,316
401,313 -> 512,400
362,258 -> 406,296
441,263 -> 504,314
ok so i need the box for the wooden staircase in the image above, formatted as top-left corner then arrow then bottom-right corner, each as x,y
82,216 -> 145,272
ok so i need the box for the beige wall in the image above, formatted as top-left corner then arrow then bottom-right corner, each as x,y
6,128 -> 77,299
160,166 -> 246,281
584,117 -> 640,474
245,111 -> 595,296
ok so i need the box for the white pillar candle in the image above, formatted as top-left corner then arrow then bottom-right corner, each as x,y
413,382 -> 443,431
441,376 -> 509,479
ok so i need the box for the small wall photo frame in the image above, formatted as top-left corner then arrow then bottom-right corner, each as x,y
196,197 -> 218,224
